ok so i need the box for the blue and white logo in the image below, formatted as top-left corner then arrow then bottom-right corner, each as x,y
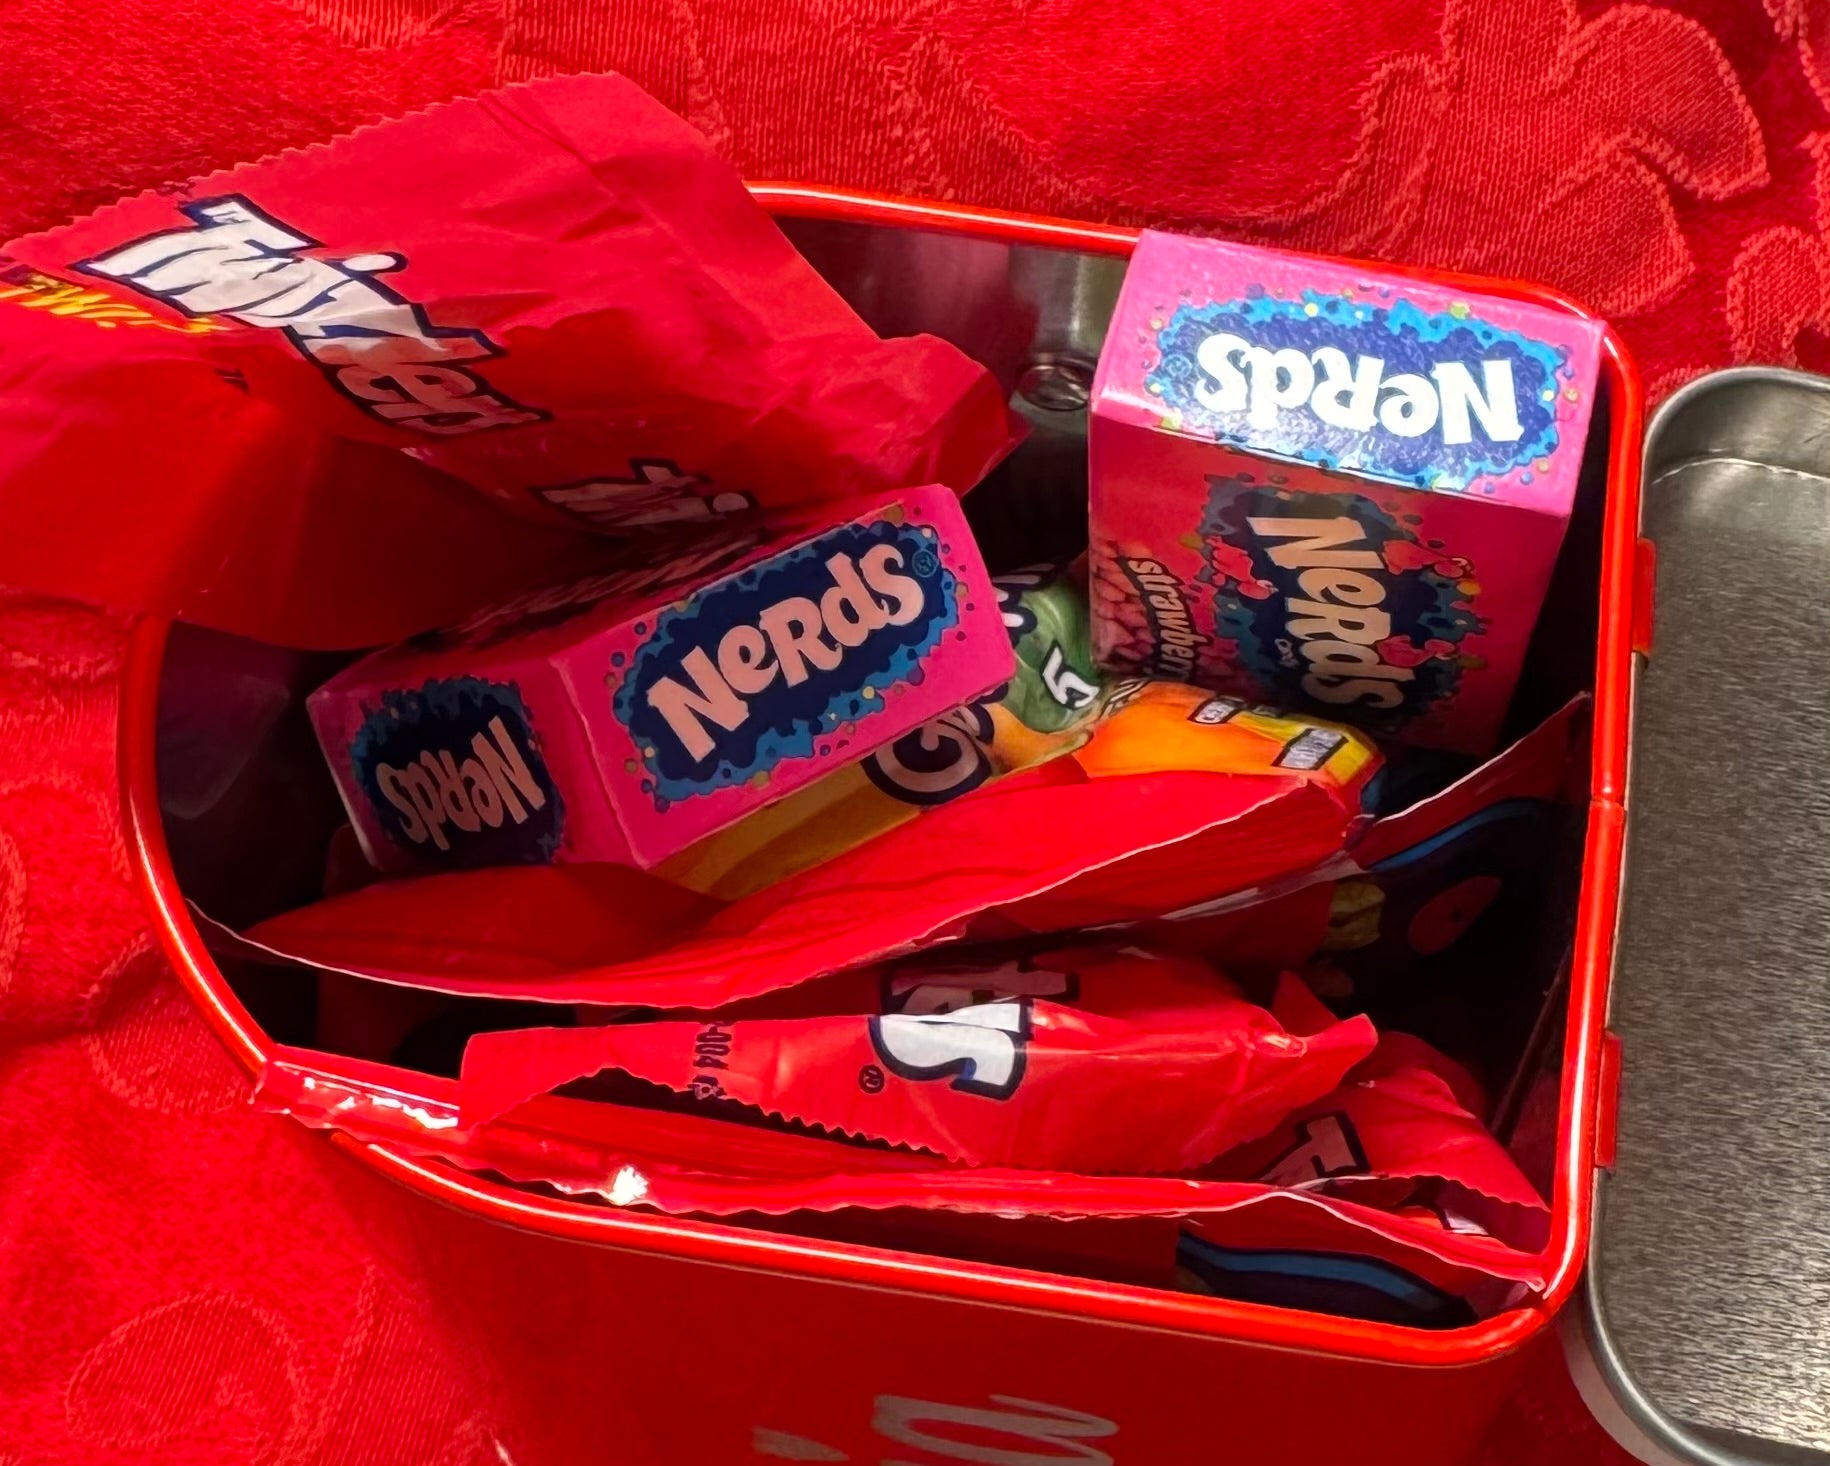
1148,292 -> 1567,490
351,677 -> 564,865
616,518 -> 959,809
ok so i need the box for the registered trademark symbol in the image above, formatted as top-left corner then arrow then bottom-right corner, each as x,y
858,1064 -> 886,1094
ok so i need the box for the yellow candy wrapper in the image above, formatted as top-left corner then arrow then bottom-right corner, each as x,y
661,571 -> 1380,901
1076,679 -> 1378,794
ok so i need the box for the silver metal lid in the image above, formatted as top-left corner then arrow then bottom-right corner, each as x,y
1581,367 -> 1830,1463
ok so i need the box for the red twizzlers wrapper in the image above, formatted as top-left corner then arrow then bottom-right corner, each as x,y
458,948 -> 1376,1173
1179,1027 -> 1550,1320
1208,1025 -> 1548,1249
0,74 -> 1014,645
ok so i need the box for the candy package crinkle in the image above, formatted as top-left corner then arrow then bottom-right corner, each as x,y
0,73 -> 1016,647
456,950 -> 1378,1174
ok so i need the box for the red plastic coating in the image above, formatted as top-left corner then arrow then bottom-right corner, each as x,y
1632,537 -> 1658,657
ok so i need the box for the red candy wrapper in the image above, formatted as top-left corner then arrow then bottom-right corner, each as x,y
0,74 -> 1014,646
457,952 -> 1376,1173
231,764 -> 1365,1008
1173,1198 -> 1531,1325
257,1048 -> 1549,1301
1208,1024 -> 1548,1251
1178,1025 -> 1546,1323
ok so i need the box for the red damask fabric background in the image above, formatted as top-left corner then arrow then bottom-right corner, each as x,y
0,0 -> 1816,1459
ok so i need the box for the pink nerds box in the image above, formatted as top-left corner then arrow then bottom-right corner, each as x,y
1089,231 -> 1603,753
308,486 -> 1014,873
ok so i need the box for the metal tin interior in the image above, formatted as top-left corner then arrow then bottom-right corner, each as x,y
776,213 -> 1124,572
1582,366 -> 1830,1463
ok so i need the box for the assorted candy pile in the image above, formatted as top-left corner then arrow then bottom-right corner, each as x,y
0,74 -> 1603,1328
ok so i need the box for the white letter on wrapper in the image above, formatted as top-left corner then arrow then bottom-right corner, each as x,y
887,962 -> 1072,1016
1258,1114 -> 1368,1188
870,1002 -> 1027,1099
1310,347 -> 1382,431
873,1395 -> 1118,1465
471,717 -> 545,820
644,649 -> 750,762
376,765 -> 428,845
1433,359 -> 1523,446
81,199 -> 323,317
1243,345 -> 1315,430
1377,373 -> 1440,437
859,545 -> 926,627
1194,332 -> 1250,413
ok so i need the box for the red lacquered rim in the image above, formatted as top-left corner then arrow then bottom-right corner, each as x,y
121,184 -> 1643,1368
